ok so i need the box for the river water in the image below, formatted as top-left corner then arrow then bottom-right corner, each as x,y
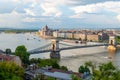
0,33 -> 120,72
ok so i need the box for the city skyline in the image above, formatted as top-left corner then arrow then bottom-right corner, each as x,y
0,0 -> 120,29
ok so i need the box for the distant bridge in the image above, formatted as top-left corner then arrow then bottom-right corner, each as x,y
28,40 -> 108,58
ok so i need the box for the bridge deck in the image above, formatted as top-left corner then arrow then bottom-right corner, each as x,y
60,44 -> 107,51
29,44 -> 108,54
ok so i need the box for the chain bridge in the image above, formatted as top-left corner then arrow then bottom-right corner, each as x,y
28,39 -> 112,58
28,35 -> 117,58
28,41 -> 108,54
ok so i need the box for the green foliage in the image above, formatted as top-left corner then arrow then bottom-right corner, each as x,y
99,62 -> 115,72
52,62 -> 60,69
84,61 -> 94,74
30,58 -> 41,64
79,65 -> 85,73
0,61 -> 24,80
5,48 -> 12,55
85,61 -> 93,67
30,58 -> 68,70
78,65 -> 90,73
113,70 -> 120,80
71,74 -> 81,80
14,45 -> 30,65
37,59 -> 58,67
47,77 -> 56,80
116,36 -> 120,44
78,62 -> 120,80
93,62 -> 120,80
60,66 -> 68,71
30,58 -> 60,69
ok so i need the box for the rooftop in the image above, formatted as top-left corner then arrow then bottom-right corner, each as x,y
0,53 -> 15,61
25,68 -> 83,80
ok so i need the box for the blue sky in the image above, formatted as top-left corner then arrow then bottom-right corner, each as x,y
0,0 -> 120,29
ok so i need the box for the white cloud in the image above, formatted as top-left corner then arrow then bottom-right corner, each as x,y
12,0 -> 20,2
22,17 -> 50,22
19,0 -> 38,4
69,14 -> 83,18
117,15 -> 120,22
30,1 -> 37,8
0,0 -> 120,28
22,17 -> 36,22
40,1 -> 62,17
24,9 -> 35,16
21,0 -> 63,17
70,1 -> 120,18
0,10 -> 25,28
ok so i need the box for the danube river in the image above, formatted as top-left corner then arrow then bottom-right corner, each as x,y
0,33 -> 120,72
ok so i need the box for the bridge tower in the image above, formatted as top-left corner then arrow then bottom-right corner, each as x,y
50,39 -> 60,58
108,35 -> 116,52
109,35 -> 116,46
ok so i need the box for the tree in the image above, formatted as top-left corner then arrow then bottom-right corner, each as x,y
60,66 -> 68,71
78,65 -> 90,74
30,58 -> 39,64
85,61 -> 94,74
71,74 -> 81,80
92,62 -> 120,80
113,70 -> 120,80
52,62 -> 60,69
0,61 -> 24,80
5,48 -> 12,55
116,36 -> 120,44
79,65 -> 85,73
14,45 -> 30,65
77,62 -> 120,80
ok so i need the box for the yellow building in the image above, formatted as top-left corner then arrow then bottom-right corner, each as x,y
66,32 -> 74,39
53,31 -> 58,38
87,34 -> 100,42
73,33 -> 86,40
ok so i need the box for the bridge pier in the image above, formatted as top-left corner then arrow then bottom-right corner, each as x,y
50,39 -> 60,59
108,36 -> 116,56
50,50 -> 60,59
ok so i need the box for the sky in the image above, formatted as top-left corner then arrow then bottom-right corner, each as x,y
0,0 -> 120,29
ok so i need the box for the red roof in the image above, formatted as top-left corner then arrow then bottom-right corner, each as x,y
0,54 -> 15,61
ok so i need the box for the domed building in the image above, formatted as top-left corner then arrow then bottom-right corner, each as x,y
39,25 -> 53,38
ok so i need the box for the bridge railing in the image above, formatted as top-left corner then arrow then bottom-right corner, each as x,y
60,43 -> 108,51
28,43 -> 51,53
